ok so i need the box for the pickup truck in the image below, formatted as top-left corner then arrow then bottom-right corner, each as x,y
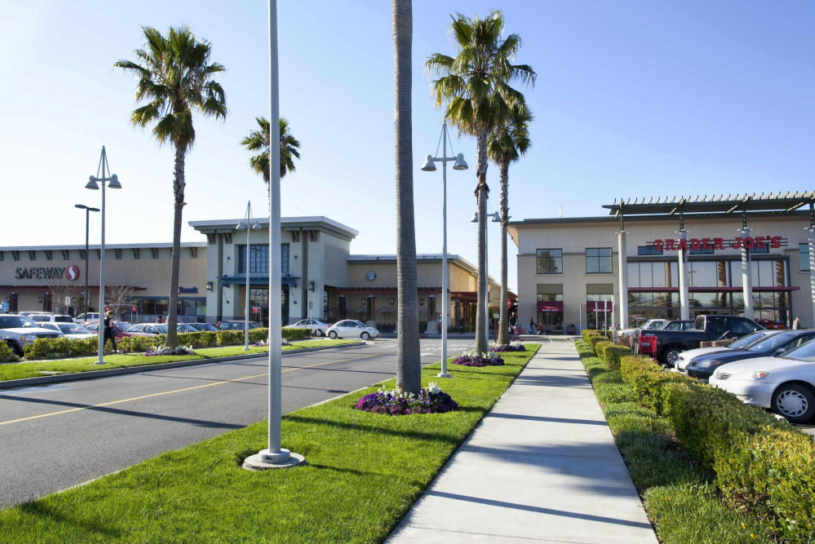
0,314 -> 62,356
644,315 -> 765,366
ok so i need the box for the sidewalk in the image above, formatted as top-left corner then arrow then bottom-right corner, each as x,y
388,338 -> 658,544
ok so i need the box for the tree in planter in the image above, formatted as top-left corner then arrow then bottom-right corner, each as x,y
427,11 -> 535,355
241,117 -> 300,189
48,284 -> 84,315
393,0 -> 422,394
488,104 -> 532,345
106,284 -> 137,320
115,26 -> 227,347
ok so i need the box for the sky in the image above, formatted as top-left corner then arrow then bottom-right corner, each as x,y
1,0 -> 813,292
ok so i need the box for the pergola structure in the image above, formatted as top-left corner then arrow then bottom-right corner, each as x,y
603,192 -> 815,328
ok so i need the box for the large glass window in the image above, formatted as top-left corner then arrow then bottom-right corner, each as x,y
586,248 -> 612,274
800,244 -> 810,272
536,249 -> 562,274
238,243 -> 289,275
638,246 -> 663,256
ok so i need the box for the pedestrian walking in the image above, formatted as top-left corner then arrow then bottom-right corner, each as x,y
103,311 -> 117,352
458,316 -> 464,334
793,316 -> 801,330
155,315 -> 164,324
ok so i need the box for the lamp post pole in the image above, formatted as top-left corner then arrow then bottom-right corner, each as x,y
75,205 -> 99,316
84,147 -> 122,365
237,201 -> 259,351
421,123 -> 468,377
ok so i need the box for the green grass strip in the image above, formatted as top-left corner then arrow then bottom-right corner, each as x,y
0,340 -> 358,382
575,341 -> 775,544
0,344 -> 540,542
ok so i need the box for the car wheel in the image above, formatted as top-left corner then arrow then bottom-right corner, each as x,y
662,347 -> 681,367
361,332 -> 370,341
9,341 -> 22,357
772,384 -> 815,423
316,329 -> 324,337
329,331 -> 338,340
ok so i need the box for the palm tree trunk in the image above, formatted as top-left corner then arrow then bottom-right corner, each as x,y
474,129 -> 489,355
498,160 -> 510,345
165,145 -> 185,348
393,0 -> 421,394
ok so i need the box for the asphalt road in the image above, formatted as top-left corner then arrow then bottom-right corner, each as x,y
0,339 -> 475,509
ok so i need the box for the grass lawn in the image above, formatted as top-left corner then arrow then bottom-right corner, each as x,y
0,345 -> 540,543
0,339 -> 358,383
575,341 -> 775,544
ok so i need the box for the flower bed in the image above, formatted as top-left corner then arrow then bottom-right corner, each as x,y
144,345 -> 196,357
453,351 -> 505,367
489,342 -> 526,353
355,383 -> 458,415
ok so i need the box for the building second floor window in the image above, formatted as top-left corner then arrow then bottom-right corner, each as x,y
801,244 -> 810,272
638,245 -> 663,256
536,249 -> 562,274
238,243 -> 289,275
586,248 -> 612,273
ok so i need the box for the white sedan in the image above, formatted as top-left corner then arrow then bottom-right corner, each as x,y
39,322 -> 94,340
710,338 -> 815,423
286,318 -> 331,337
325,319 -> 380,340
674,330 -> 773,372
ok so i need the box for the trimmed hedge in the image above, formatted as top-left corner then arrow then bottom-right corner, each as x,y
282,327 -> 312,341
588,335 -> 609,350
620,355 -> 693,415
0,341 -> 12,363
582,329 -> 602,343
23,337 -> 100,360
594,340 -> 613,361
717,428 -> 815,542
601,345 -> 633,372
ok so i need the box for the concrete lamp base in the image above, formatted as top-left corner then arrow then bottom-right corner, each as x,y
242,448 -> 306,471
436,372 -> 453,379
94,361 -> 106,365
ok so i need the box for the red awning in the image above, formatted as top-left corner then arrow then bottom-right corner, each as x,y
537,301 -> 563,313
586,301 -> 613,313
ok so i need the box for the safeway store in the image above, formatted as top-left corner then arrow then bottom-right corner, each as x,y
509,193 -> 815,333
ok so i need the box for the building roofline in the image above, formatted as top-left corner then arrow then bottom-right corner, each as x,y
348,253 -> 499,286
0,242 -> 206,252
188,216 -> 359,240
509,210 -> 810,227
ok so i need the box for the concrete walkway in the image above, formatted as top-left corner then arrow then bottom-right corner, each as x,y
388,338 -> 658,544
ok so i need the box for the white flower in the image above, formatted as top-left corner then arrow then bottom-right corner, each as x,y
427,382 -> 441,395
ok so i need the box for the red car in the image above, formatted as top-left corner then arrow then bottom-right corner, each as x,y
82,321 -> 149,337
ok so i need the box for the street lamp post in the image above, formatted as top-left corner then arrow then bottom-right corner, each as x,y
421,122 -> 468,378
471,210 -> 500,345
243,0 -> 304,470
236,201 -> 261,350
85,146 -> 122,365
74,204 -> 99,316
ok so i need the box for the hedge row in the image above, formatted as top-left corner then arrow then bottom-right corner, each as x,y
20,327 -> 313,360
607,348 -> 815,542
0,341 -> 13,363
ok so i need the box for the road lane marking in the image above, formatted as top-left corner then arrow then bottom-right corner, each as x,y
0,353 -> 385,427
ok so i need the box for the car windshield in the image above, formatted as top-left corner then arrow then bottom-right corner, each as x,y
747,332 -> 798,352
58,324 -> 89,334
645,321 -> 663,330
0,316 -> 38,329
780,339 -> 815,362
729,330 -> 772,349
154,324 -> 168,334
115,322 -> 132,331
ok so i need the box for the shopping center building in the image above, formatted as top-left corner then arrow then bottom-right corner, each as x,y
0,216 -> 498,331
509,193 -> 815,333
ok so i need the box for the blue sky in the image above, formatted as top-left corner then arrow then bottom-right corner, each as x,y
1,0 -> 813,291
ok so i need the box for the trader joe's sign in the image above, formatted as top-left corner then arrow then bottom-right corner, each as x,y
648,236 -> 784,252
15,265 -> 81,280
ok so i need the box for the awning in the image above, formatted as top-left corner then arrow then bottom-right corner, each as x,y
537,301 -> 563,313
586,301 -> 613,313
219,275 -> 299,287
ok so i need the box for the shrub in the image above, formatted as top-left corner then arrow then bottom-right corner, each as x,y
620,355 -> 692,415
117,335 -> 160,353
282,327 -> 312,341
453,351 -> 504,367
588,335 -> 609,351
0,341 -> 12,363
593,340 -> 613,360
216,330 -> 244,346
582,330 -> 602,343
664,381 -> 784,469
601,345 -> 633,371
249,328 -> 268,343
716,427 -> 815,543
24,337 -> 99,360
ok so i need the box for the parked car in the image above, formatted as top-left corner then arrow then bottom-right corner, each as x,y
673,330 -> 774,372
30,314 -> 74,324
0,314 -> 62,356
325,319 -> 380,340
83,321 -> 142,337
176,323 -> 200,333
19,311 -> 52,317
617,319 -> 668,346
648,315 -> 765,366
286,318 -> 331,337
216,320 -> 261,331
39,322 -> 95,340
74,312 -> 100,323
635,320 -> 695,356
710,339 -> 815,423
686,330 -> 815,381
125,323 -> 197,336
189,323 -> 218,332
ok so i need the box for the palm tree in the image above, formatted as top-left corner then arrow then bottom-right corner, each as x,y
427,11 -> 535,354
241,117 -> 301,187
393,0 -> 421,394
488,105 -> 532,345
115,26 -> 227,348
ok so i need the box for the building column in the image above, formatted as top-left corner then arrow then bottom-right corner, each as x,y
740,226 -> 754,320
809,227 -> 815,327
617,230 -> 628,329
678,230 -> 690,320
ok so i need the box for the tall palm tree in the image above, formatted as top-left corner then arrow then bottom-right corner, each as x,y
488,105 -> 532,345
427,11 -> 535,354
115,26 -> 227,348
393,0 -> 421,394
241,117 -> 301,187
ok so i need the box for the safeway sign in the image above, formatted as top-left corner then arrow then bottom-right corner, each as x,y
15,265 -> 81,281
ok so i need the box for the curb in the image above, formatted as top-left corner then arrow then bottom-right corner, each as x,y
0,342 -> 365,391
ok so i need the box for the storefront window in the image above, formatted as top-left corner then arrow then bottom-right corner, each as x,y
536,249 -> 562,274
585,248 -> 612,274
800,244 -> 810,272
238,244 -> 289,275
